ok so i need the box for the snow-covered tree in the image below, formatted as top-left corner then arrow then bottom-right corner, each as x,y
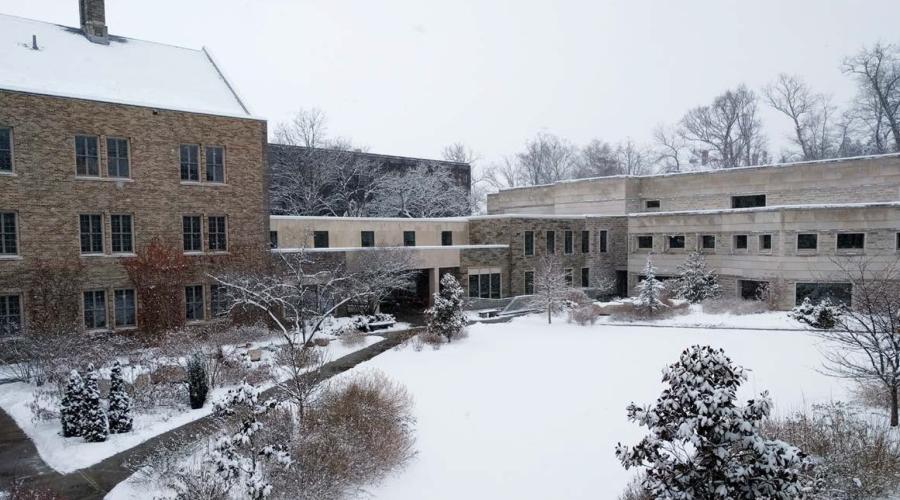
426,274 -> 466,342
616,345 -> 811,498
673,251 -> 721,303
367,165 -> 473,218
187,352 -> 209,410
107,361 -> 133,434
60,370 -> 85,438
636,256 -> 665,316
534,255 -> 570,324
80,363 -> 109,443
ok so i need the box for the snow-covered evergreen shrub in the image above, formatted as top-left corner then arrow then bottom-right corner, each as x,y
108,361 -> 133,434
60,370 -> 85,438
673,251 -> 721,303
790,297 -> 842,329
636,257 -> 665,316
187,352 -> 209,410
616,345 -> 811,499
425,274 -> 466,343
80,363 -> 109,443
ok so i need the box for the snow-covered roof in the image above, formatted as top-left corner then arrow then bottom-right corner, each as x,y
273,244 -> 510,253
628,201 -> 900,218
0,13 -> 253,119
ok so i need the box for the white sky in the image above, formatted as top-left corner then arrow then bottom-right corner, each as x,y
6,0 -> 900,166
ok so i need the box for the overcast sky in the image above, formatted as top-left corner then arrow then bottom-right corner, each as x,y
7,0 -> 900,167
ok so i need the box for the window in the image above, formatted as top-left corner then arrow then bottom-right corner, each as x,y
208,216 -> 227,251
524,271 -> 534,295
564,230 -> 573,254
469,272 -> 501,299
185,285 -> 204,321
740,280 -> 769,300
637,235 -> 653,249
312,230 -> 329,249
734,234 -> 748,250
79,214 -> 103,254
645,200 -> 660,209
114,289 -> 136,328
524,231 -> 534,256
269,230 -> 279,249
564,268 -> 573,286
732,194 -> 766,209
205,146 -> 225,183
210,284 -> 230,317
490,273 -> 500,298
0,213 -> 16,255
581,230 -> 590,253
581,267 -> 590,288
180,144 -> 200,181
441,231 -> 453,246
468,275 -> 479,298
668,235 -> 685,249
837,233 -> 865,250
0,127 -> 12,172
797,233 -> 818,250
107,137 -> 129,178
361,231 -> 375,248
0,294 -> 21,336
403,231 -> 416,247
598,230 -> 608,253
796,282 -> 852,306
83,290 -> 106,330
897,233 -> 900,251
701,235 -> 716,250
759,234 -> 772,251
110,214 -> 133,253
546,231 -> 555,254
75,135 -> 99,176
182,216 -> 202,252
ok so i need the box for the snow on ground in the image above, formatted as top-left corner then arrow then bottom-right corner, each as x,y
0,335 -> 382,474
342,314 -> 850,500
599,303 -> 808,330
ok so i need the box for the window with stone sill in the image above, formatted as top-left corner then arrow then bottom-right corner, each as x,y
667,235 -> 685,250
733,234 -> 748,250
0,294 -> 21,337
0,127 -> 13,173
701,235 -> 716,250
836,233 -> 865,250
110,214 -> 133,253
79,214 -> 103,254
797,233 -> 818,251
83,290 -> 107,330
114,289 -> 136,328
524,231 -> 534,256
564,230 -> 573,255
75,135 -> 100,177
637,235 -> 653,250
107,137 -> 130,178
180,144 -> 200,182
205,146 -> 225,183
0,213 -> 17,255
185,285 -> 204,321
759,234 -> 772,251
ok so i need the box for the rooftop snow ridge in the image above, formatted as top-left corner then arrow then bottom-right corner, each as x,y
628,201 -> 900,217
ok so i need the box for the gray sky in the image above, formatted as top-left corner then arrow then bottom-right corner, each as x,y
7,0 -> 900,166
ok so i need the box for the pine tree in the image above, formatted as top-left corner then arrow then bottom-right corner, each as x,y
80,363 -> 109,442
616,345 -> 811,498
426,273 -> 466,342
636,256 -> 665,316
108,361 -> 133,434
60,370 -> 85,438
673,251 -> 721,303
188,353 -> 209,410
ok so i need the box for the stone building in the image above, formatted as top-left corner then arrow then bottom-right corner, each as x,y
273,154 -> 900,310
0,2 -> 268,334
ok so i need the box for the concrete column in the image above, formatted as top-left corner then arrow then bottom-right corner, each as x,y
428,267 -> 440,306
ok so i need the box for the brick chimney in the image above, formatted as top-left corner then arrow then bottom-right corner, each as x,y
79,0 -> 108,44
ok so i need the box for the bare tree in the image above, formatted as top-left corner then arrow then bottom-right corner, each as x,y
368,165 -> 473,217
517,132 -> 577,185
843,42 -> 900,152
273,108 -> 329,148
615,139 -> 652,175
482,156 -> 523,190
652,124 -> 686,173
765,74 -> 840,161
533,255 -> 571,324
816,257 -> 900,426
680,85 -> 767,168
441,142 -> 480,164
573,139 -> 620,178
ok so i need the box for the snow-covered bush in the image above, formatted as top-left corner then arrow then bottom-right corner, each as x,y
636,257 -> 665,317
187,353 -> 209,410
60,370 -> 85,438
426,274 -> 466,343
790,297 -> 842,329
616,345 -> 811,498
673,251 -> 721,303
350,313 -> 396,333
80,364 -> 109,443
568,304 -> 603,326
763,402 -> 900,500
108,361 -> 133,434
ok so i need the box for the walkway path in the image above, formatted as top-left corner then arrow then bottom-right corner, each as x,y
0,327 -> 422,500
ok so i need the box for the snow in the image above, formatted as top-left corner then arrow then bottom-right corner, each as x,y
0,13 -> 251,118
627,200 -> 900,218
598,303 -> 809,330
337,315 -> 850,500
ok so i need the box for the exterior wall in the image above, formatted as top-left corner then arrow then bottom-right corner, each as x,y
0,90 -> 268,331
270,216 -> 469,249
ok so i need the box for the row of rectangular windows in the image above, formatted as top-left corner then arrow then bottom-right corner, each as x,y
522,230 -> 608,257
521,267 -> 592,295
0,127 -> 225,183
0,212 -> 228,256
0,284 -> 231,335
307,230 -> 454,249
634,232 -> 899,252
642,195 -> 768,211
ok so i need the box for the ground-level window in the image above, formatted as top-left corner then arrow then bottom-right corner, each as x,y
732,194 -> 766,208
361,230 -> 374,247
733,234 -> 748,250
598,230 -> 608,253
546,231 -> 555,254
739,280 -> 769,300
637,235 -> 653,250
468,272 -> 501,299
0,212 -> 17,255
441,231 -> 453,246
797,233 -> 818,250
83,290 -> 107,330
210,284 -> 230,317
524,271 -> 534,295
270,230 -> 279,249
759,234 -> 772,251
114,289 -> 136,328
75,135 -> 99,176
701,234 -> 716,250
0,127 -> 12,172
795,282 -> 852,306
110,214 -> 133,253
185,285 -> 204,321
581,267 -> 590,288
79,214 -> 103,254
183,216 -> 202,252
403,231 -> 416,247
524,231 -> 534,256
564,231 -> 573,254
581,230 -> 590,253
208,216 -> 227,251
0,294 -> 21,336
837,233 -> 865,250
564,268 -> 573,286
668,235 -> 685,249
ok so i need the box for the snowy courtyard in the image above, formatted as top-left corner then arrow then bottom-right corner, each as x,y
333,315 -> 852,500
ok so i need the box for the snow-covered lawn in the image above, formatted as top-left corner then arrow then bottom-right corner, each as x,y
598,303 -> 808,330
345,315 -> 850,500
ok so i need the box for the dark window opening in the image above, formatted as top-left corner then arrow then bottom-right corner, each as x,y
180,144 -> 199,181
564,269 -> 573,286
114,289 -> 136,327
734,234 -> 748,250
759,234 -> 772,251
83,290 -> 107,330
110,214 -> 133,253
209,216 -> 227,251
837,233 -> 864,250
75,135 -> 99,176
524,271 -> 534,295
313,230 -> 329,249
79,214 -> 103,253
182,216 -> 202,252
210,284 -> 231,317
361,231 -> 375,248
701,235 -> 716,249
581,230 -> 590,253
732,194 -> 766,209
796,282 -> 852,306
668,235 -> 685,249
740,280 -> 769,300
546,231 -> 555,254
797,233 -> 818,250
0,127 -> 11,172
524,231 -> 534,256
645,200 -> 660,209
107,137 -> 129,178
0,294 -> 21,337
599,230 -> 608,253
205,146 -> 225,183
403,231 -> 416,247
470,273 -> 501,299
581,267 -> 590,288
269,231 -> 279,249
637,236 -> 653,249
468,275 -> 479,298
0,213 -> 17,255
185,285 -> 204,321
564,230 -> 573,254
441,231 -> 453,246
